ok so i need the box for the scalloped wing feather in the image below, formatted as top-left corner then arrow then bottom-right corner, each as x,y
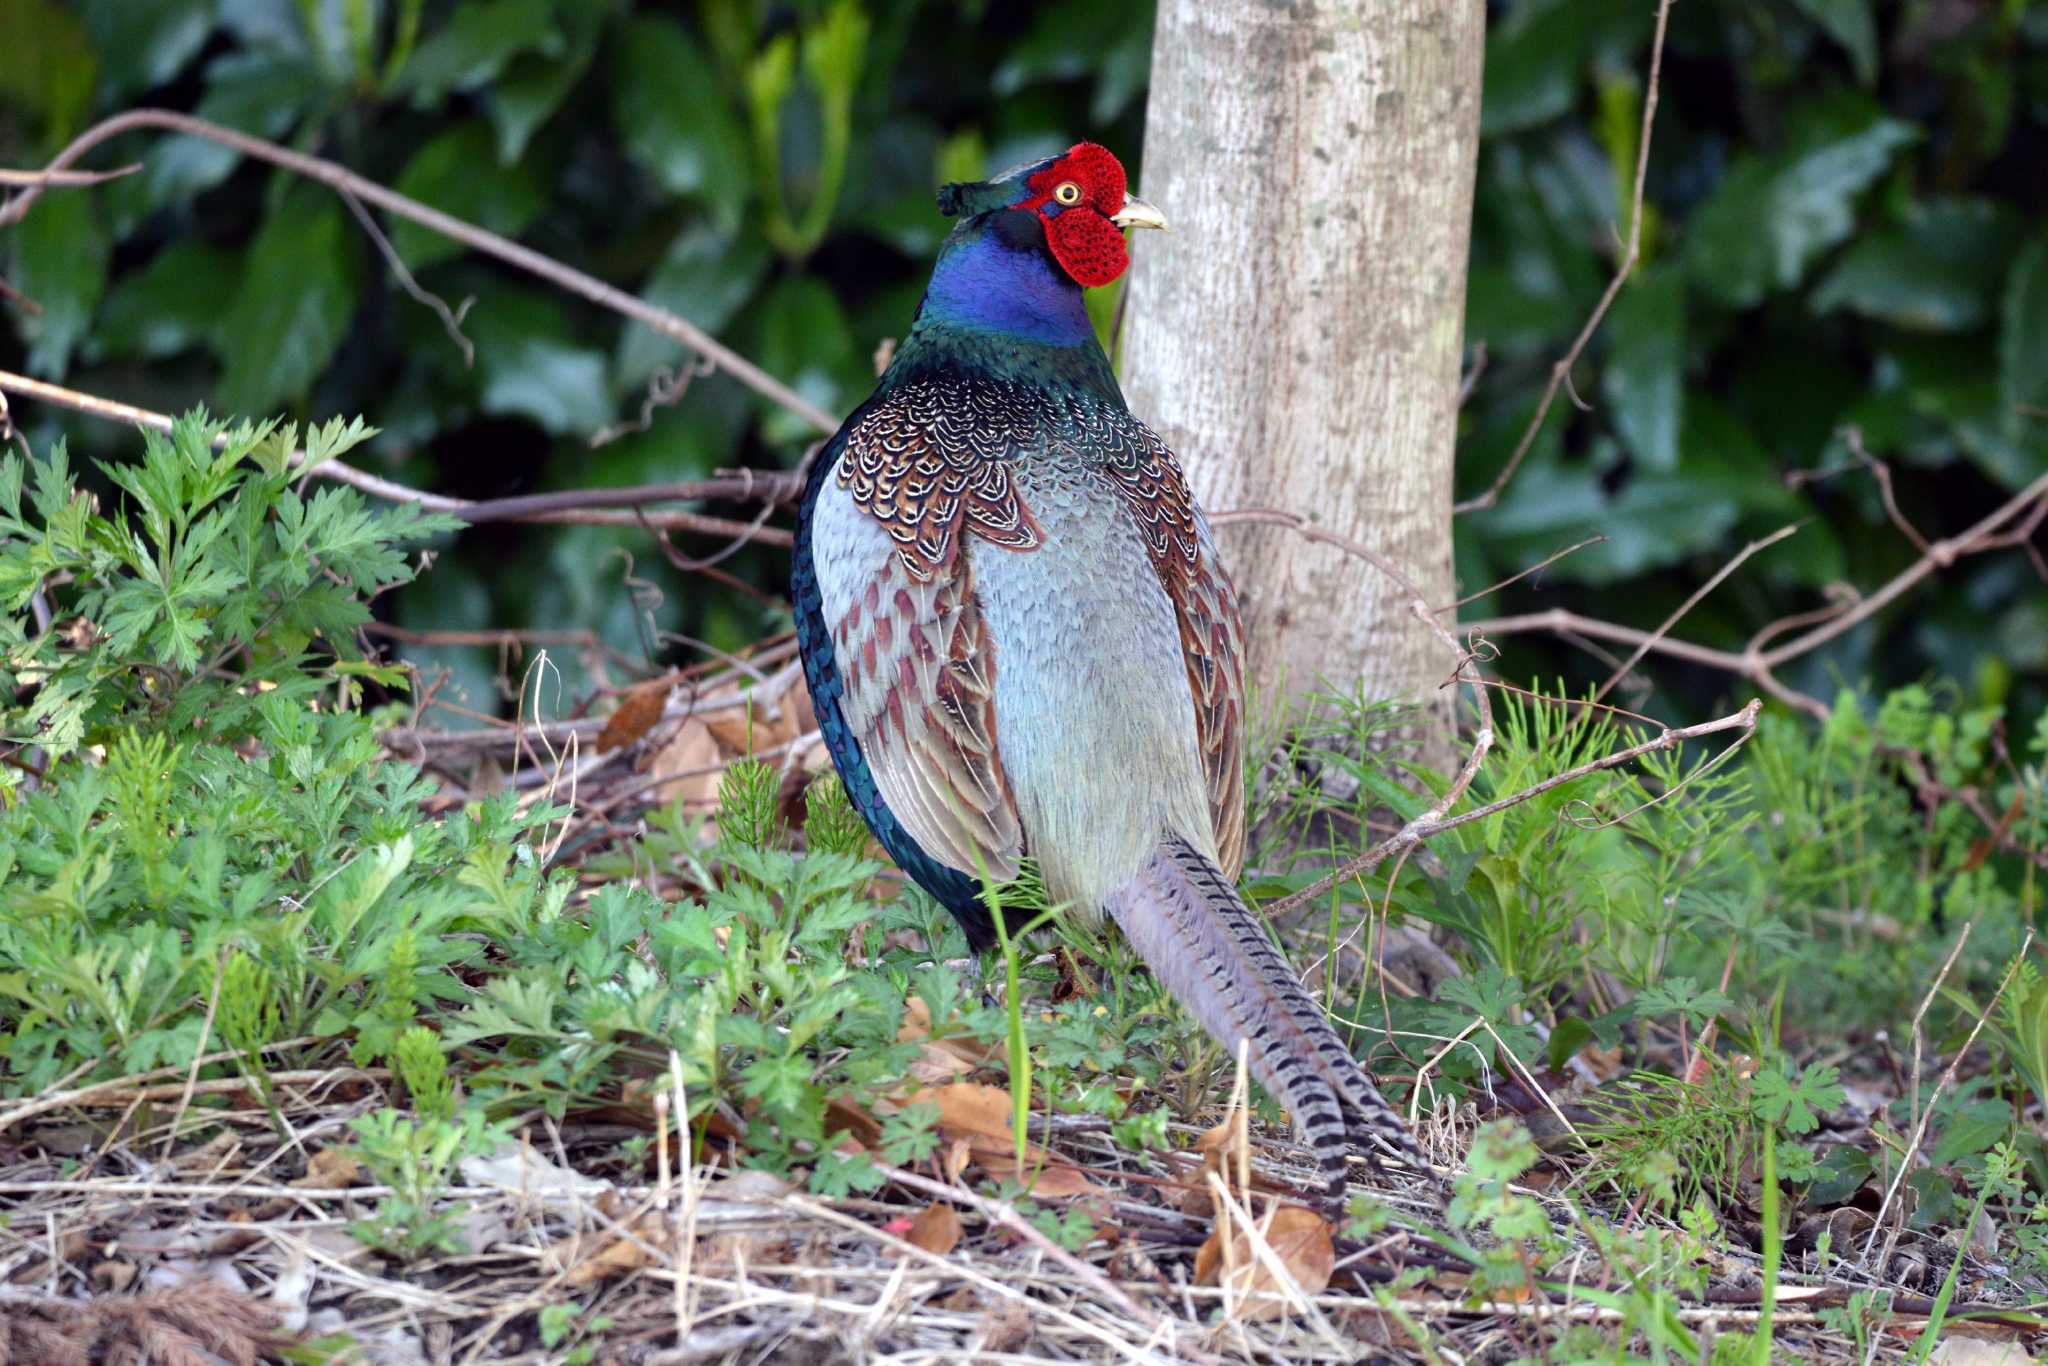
828,513 -> 1023,885
1172,524 -> 1248,879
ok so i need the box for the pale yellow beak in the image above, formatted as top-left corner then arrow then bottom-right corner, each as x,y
1111,194 -> 1169,232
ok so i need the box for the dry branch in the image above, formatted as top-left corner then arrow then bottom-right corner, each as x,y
1454,0 -> 1675,515
0,368 -> 798,546
0,108 -> 837,435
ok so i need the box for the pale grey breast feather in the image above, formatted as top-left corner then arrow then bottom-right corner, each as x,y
971,458 -> 1216,921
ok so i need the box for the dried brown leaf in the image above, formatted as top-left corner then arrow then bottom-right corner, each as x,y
1194,1204 -> 1336,1319
648,718 -> 722,808
905,1202 -> 964,1255
293,1146 -> 360,1189
597,680 -> 672,752
545,1212 -> 665,1286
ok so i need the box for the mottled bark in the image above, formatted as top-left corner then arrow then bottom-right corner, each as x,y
1123,0 -> 1484,743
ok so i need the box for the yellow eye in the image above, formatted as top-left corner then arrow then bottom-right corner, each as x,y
1053,181 -> 1083,206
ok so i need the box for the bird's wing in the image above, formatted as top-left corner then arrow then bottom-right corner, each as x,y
1101,421 -> 1249,880
1169,516 -> 1248,879
821,395 -> 1031,885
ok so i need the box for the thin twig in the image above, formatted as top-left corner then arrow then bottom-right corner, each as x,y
1859,929 -> 2032,1268
1265,701 -> 1761,924
0,162 -> 140,187
338,186 -> 475,368
0,108 -> 837,435
1434,535 -> 1608,614
0,368 -> 797,546
1453,0 -> 1675,514
876,1162 -> 1178,1347
1590,521 -> 1801,705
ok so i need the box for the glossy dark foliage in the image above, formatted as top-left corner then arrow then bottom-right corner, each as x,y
0,0 -> 2042,726
1461,0 -> 2048,728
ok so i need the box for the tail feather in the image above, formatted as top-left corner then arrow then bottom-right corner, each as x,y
1106,835 -> 1427,1197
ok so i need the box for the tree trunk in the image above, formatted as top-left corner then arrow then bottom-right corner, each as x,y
1123,0 -> 1484,743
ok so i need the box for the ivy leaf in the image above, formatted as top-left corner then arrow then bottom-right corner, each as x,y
609,15 -> 749,228
1686,95 -> 1917,309
0,0 -> 97,142
1480,0 -> 1653,137
1791,0 -> 1878,87
991,0 -> 1155,124
95,239 -> 237,361
468,287 -> 612,436
616,225 -> 771,395
2000,234 -> 2048,439
1811,198 -> 2023,331
116,50 -> 316,222
1604,267 -> 1686,472
389,122 -> 547,271
393,0 -> 561,105
77,0 -> 214,100
487,2 -> 606,161
743,276 -> 860,444
1930,1097 -> 2014,1168
216,189 -> 364,417
1751,1061 -> 1844,1135
8,184 -> 109,376
1806,1143 -> 1874,1204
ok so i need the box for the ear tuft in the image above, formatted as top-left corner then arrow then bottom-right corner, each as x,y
936,182 -> 970,217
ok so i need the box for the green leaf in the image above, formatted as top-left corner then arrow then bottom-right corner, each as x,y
216,190 -> 365,417
1546,1017 -> 1595,1074
1930,1098 -> 2013,1168
1791,0 -> 1878,86
468,288 -> 612,435
8,184 -> 110,376
609,15 -> 749,227
487,1 -> 606,161
389,122 -> 548,271
1751,1061 -> 1844,1135
1806,1144 -> 1873,1205
1481,0 -> 1653,137
1685,96 -> 1917,309
616,225 -> 771,394
1604,267 -> 1686,471
991,0 -> 1154,124
744,276 -> 859,442
393,0 -> 561,104
77,0 -> 213,99
95,239 -> 239,361
117,50 -> 317,219
1811,199 -> 2023,331
0,0 -> 97,142
2000,234 -> 2048,438
1474,457 -> 1772,587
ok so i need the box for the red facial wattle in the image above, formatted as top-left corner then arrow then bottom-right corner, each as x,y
1016,143 -> 1133,289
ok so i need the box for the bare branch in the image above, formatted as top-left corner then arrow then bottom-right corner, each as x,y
1266,701 -> 1761,924
1453,0 -> 1675,515
337,186 -> 474,368
1434,534 -> 1607,614
0,162 -> 140,187
0,368 -> 797,547
1590,521 -> 1801,705
0,108 -> 838,436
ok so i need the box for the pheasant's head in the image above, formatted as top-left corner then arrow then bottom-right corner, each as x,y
938,142 -> 1166,289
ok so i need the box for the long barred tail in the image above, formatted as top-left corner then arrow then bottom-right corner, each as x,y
1106,835 -> 1429,1198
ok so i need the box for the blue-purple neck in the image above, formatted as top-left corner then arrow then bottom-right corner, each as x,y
911,224 -> 1097,349
892,219 -> 1122,401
